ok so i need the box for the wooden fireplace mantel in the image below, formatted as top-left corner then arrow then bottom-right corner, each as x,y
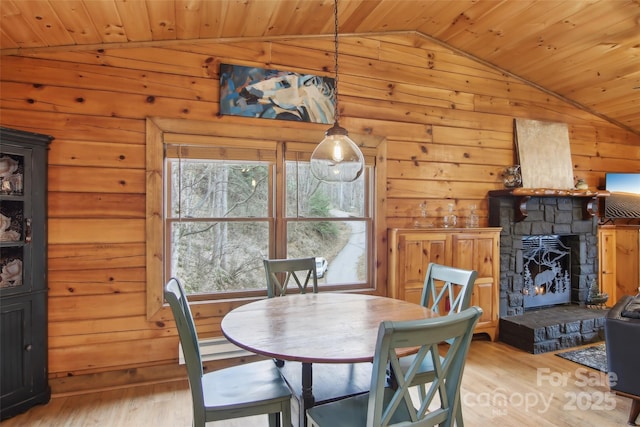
488,188 -> 610,222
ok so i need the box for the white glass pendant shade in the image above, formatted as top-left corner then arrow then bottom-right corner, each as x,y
310,122 -> 364,182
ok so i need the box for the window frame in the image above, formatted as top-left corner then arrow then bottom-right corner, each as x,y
145,117 -> 386,320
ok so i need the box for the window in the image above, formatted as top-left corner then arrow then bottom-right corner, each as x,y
146,118 -> 378,313
166,157 -> 271,295
165,146 -> 372,299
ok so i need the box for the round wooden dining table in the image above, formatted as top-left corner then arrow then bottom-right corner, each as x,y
221,292 -> 437,427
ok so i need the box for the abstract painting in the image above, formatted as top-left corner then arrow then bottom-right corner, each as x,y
219,63 -> 335,124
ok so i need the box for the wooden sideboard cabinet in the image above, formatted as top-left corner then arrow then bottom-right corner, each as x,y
599,225 -> 640,307
388,228 -> 501,341
0,127 -> 53,420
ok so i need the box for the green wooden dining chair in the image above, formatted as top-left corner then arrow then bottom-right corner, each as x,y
396,263 -> 478,425
164,278 -> 292,427
263,257 -> 318,297
306,306 -> 482,427
263,258 -> 372,416
419,263 -> 478,317
264,257 -> 318,369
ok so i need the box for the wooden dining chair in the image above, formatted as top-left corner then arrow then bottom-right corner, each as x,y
395,263 -> 478,425
264,257 -> 318,370
306,307 -> 483,427
263,257 -> 318,297
164,278 -> 292,427
263,258 -> 372,413
419,263 -> 478,317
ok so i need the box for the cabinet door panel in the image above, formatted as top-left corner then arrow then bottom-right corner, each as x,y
471,281 -> 493,323
452,233 -> 497,324
398,238 -> 428,304
395,232 -> 449,303
474,237 -> 496,278
423,238 -> 447,266
0,298 -> 32,402
616,228 -> 639,298
451,237 -> 474,271
0,147 -> 32,298
598,228 -> 616,307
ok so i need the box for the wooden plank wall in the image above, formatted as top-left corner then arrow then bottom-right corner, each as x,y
1,34 -> 639,392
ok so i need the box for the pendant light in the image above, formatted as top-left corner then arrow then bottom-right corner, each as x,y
310,0 -> 364,183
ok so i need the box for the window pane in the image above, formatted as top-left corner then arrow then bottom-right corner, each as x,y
287,220 -> 368,284
169,159 -> 269,218
285,162 -> 366,218
170,221 -> 269,294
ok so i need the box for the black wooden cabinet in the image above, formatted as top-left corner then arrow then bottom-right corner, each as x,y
0,127 -> 53,420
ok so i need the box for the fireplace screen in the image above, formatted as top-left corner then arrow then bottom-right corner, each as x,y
522,235 -> 571,309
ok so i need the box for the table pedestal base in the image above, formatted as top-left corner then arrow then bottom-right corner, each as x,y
277,361 -> 372,427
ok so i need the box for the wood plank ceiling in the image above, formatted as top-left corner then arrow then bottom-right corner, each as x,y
1,0 -> 639,135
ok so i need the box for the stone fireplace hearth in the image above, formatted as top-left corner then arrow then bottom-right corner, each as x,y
488,189 -> 609,353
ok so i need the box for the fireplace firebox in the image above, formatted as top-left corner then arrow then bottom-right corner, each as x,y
488,189 -> 609,353
522,235 -> 572,309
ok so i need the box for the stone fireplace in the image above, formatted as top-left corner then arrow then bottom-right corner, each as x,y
488,189 -> 609,353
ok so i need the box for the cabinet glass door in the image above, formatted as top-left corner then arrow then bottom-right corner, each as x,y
0,147 -> 31,296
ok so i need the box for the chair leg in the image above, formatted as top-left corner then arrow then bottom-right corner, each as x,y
455,400 -> 464,426
192,412 -> 205,427
417,383 -> 426,401
417,383 -> 463,426
282,404 -> 292,427
269,402 -> 292,427
629,398 -> 640,426
268,412 -> 280,427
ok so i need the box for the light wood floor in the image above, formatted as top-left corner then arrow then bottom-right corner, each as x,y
1,340 -> 630,427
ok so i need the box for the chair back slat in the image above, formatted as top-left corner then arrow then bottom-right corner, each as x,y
421,263 -> 478,316
263,257 -> 319,297
369,307 -> 482,427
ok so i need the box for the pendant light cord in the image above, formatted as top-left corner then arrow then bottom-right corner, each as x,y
333,0 -> 340,125
178,145 -> 182,223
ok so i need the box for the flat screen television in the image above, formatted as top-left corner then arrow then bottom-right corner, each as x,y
605,173 -> 640,219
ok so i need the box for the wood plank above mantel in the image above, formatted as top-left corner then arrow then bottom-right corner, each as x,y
488,188 -> 610,198
488,188 -> 610,222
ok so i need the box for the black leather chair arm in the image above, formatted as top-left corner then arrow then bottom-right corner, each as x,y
605,295 -> 640,397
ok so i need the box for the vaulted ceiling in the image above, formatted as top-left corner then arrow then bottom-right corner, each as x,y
1,0 -> 639,135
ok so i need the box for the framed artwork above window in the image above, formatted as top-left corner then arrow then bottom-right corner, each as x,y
219,63 -> 335,124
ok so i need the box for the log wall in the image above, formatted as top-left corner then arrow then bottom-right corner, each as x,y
1,34 -> 639,392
